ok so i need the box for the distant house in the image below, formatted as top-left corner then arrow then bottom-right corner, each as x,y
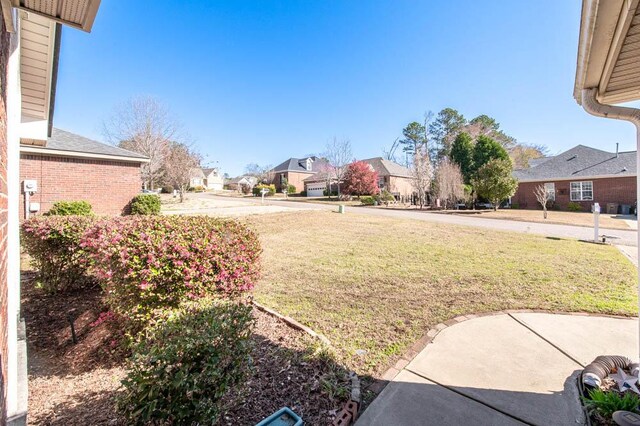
20,129 -> 149,216
512,145 -> 636,212
361,157 -> 414,200
271,156 -> 330,193
226,176 -> 258,193
302,157 -> 414,199
189,168 -> 206,188
189,167 -> 224,190
203,168 -> 224,190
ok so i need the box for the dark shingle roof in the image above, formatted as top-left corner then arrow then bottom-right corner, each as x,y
361,157 -> 412,178
513,145 -> 636,182
38,128 -> 148,160
272,156 -> 329,173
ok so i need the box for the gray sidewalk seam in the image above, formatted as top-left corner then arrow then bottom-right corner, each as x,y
508,313 -> 585,368
404,367 -> 532,426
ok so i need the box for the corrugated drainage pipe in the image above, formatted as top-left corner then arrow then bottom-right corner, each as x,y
582,355 -> 639,388
581,87 -> 640,361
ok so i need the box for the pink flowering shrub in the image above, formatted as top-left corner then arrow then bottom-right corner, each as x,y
81,215 -> 261,330
21,215 -> 98,293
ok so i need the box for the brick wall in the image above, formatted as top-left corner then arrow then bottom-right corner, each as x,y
20,154 -> 143,216
388,176 -> 414,198
276,171 -> 313,193
0,10 -> 10,421
513,176 -> 637,211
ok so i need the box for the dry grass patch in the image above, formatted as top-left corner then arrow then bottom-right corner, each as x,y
246,210 -> 637,376
446,208 -> 634,230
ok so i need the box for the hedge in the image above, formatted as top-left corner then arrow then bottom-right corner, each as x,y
118,298 -> 254,424
130,194 -> 161,215
81,215 -> 261,331
252,184 -> 276,196
46,200 -> 93,216
21,215 -> 98,293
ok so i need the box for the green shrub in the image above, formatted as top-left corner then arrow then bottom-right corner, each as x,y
377,190 -> 395,203
130,194 -> 161,215
323,189 -> 338,197
511,202 -> 520,209
253,184 -> 276,196
118,298 -> 254,425
286,183 -> 297,194
583,388 -> 640,419
82,215 -> 261,332
160,185 -> 174,194
21,215 -> 97,293
46,200 -> 93,216
361,196 -> 376,206
567,202 -> 583,212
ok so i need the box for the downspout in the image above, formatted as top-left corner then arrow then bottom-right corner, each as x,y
581,87 -> 640,359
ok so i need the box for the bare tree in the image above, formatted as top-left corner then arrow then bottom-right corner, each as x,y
244,163 -> 274,184
533,184 -> 553,219
411,146 -> 432,209
324,137 -> 352,197
316,161 -> 336,199
383,137 -> 402,164
435,158 -> 465,209
103,96 -> 184,189
163,142 -> 202,202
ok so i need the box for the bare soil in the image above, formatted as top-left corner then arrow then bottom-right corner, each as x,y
23,271 -> 349,425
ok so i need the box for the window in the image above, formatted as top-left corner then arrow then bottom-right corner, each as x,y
378,177 -> 386,189
544,183 -> 555,201
570,181 -> 593,201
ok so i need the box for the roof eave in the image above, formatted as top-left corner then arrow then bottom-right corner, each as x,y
575,0 -> 640,105
20,145 -> 150,163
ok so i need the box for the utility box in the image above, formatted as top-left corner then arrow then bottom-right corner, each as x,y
606,203 -> 619,214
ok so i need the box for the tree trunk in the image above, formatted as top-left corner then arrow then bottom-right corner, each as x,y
543,207 -> 547,219
179,186 -> 185,203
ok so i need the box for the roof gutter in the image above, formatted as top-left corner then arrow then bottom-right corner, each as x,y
581,88 -> 640,127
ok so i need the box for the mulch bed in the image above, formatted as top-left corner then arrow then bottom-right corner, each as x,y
23,272 -> 349,425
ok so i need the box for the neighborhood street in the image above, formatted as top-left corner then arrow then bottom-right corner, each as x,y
179,194 -> 639,247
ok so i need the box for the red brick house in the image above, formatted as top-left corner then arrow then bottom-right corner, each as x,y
1,2 -> 103,423
512,145 -> 636,212
20,128 -> 148,217
271,156 -> 330,193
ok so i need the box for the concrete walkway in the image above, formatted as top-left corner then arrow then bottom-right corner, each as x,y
356,313 -> 638,426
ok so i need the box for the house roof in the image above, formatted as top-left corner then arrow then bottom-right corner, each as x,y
202,168 -> 217,176
361,157 -> 412,178
272,156 -> 329,173
20,128 -> 149,162
512,145 -> 636,182
227,176 -> 257,185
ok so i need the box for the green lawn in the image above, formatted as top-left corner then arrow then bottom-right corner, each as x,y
245,211 -> 637,376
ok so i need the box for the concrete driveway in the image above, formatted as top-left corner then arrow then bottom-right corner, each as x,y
356,313 -> 638,426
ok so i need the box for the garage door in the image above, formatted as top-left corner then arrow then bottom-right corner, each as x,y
306,184 -> 325,197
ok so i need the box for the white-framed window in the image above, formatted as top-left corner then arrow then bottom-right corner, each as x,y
544,182 -> 556,201
570,181 -> 593,201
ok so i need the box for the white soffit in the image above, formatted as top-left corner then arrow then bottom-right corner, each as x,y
575,0 -> 640,105
11,0 -> 100,32
19,12 -> 55,121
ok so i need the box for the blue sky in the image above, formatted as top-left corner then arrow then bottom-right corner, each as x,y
53,1 -> 638,176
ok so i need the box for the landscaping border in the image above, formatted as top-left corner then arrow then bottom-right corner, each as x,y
367,309 -> 636,396
251,300 -> 332,346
